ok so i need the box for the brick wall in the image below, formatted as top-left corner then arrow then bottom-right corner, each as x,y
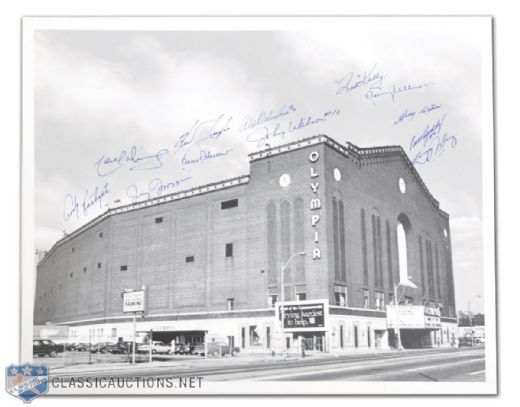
34,136 -> 456,325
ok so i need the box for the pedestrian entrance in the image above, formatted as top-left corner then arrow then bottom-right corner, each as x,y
298,333 -> 325,352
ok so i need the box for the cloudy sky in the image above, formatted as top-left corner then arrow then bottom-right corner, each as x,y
33,18 -> 490,313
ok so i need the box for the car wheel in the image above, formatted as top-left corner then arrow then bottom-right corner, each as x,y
231,350 -> 237,356
212,350 -> 219,357
50,350 -> 57,357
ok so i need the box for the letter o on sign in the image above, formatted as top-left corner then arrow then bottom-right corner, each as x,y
309,151 -> 320,162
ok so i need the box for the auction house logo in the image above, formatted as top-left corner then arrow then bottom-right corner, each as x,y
5,363 -> 49,403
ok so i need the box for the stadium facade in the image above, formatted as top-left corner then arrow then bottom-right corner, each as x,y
34,134 -> 457,353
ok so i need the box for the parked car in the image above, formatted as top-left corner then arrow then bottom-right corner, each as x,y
137,341 -> 171,354
198,342 -> 240,357
64,343 -> 77,351
458,337 -> 473,347
33,339 -> 64,357
90,342 -> 113,353
74,343 -> 92,352
190,343 -> 206,356
104,341 -> 132,354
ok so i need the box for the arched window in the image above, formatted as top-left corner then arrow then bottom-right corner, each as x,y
266,202 -> 278,285
396,214 -> 412,284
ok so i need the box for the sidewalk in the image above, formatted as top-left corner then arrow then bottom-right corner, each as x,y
49,346 -> 460,376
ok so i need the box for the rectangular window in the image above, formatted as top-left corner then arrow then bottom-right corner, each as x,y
388,293 -> 395,305
120,265 -> 127,271
375,292 -> 385,310
268,294 -> 278,308
99,232 -> 103,238
221,199 -> 238,209
334,285 -> 347,306
111,328 -> 117,338
363,289 -> 370,308
295,286 -> 307,302
186,256 -> 195,263
227,298 -> 234,311
155,217 -> 163,223
98,262 -> 101,269
225,243 -> 233,258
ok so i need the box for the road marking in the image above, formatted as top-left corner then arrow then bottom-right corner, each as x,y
469,369 -> 486,376
405,358 -> 485,373
52,348 -> 485,379
252,356 -> 479,381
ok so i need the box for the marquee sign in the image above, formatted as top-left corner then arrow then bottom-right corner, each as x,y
386,305 -> 441,329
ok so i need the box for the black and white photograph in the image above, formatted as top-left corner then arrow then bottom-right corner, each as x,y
20,16 -> 495,395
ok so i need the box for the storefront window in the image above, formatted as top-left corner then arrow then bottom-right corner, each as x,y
249,325 -> 261,346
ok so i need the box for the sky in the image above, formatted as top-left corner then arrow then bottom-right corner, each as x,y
33,19 -> 489,313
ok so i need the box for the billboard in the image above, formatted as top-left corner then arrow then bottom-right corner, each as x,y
279,302 -> 325,329
123,290 -> 146,313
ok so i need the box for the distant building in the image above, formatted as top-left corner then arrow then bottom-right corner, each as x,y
34,135 -> 457,352
35,249 -> 48,266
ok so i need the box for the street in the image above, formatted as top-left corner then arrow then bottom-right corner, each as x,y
50,346 -> 486,382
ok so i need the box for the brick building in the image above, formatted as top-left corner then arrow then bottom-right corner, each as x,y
34,134 -> 458,353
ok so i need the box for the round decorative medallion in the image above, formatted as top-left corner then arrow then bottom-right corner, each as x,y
279,173 -> 291,187
333,168 -> 341,181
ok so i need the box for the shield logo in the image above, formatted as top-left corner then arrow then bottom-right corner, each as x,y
5,363 -> 49,403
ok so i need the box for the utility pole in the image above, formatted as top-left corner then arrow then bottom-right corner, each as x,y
280,252 -> 306,359
468,300 -> 473,346
132,312 -> 136,364
393,283 -> 402,350
280,260 -> 285,358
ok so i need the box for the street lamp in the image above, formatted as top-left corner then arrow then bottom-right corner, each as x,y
468,295 -> 481,345
393,278 -> 417,350
280,251 -> 306,358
